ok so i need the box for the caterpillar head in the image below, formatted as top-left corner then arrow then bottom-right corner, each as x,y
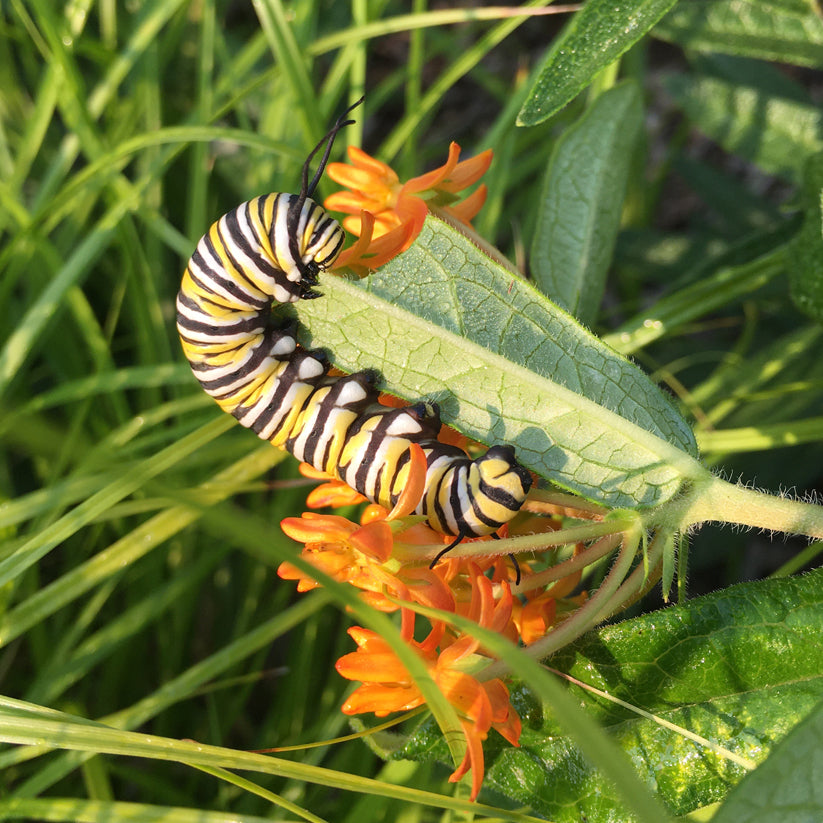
288,197 -> 346,299
471,445 -> 532,533
301,203 -> 346,271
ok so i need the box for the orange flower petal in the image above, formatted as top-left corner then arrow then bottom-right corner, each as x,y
444,183 -> 488,224
436,423 -> 471,450
489,683 -> 522,747
387,442 -> 427,520
403,142 -> 461,193
323,190 -> 386,217
437,668 -> 492,732
418,620 -> 446,655
483,679 -> 514,725
359,590 -> 401,612
394,195 -> 428,245
368,219 -> 417,258
280,512 -> 356,543
394,521 -> 444,546
305,481 -> 367,509
449,718 -> 487,801
326,154 -> 395,192
335,218 -> 416,273
438,148 -> 493,193
518,594 -> 557,645
332,210 -> 375,264
314,548 -> 357,575
360,503 -> 389,524
376,392 -> 409,409
330,166 -> 387,192
494,711 -> 522,748
325,142 -> 492,281
336,650 -> 413,684
341,683 -> 424,716
547,566 -> 583,601
345,145 -> 399,180
490,580 -> 514,634
347,626 -> 387,650
276,561 -> 321,590
350,520 -> 393,562
298,463 -> 334,480
277,543 -> 357,589
401,566 -> 456,612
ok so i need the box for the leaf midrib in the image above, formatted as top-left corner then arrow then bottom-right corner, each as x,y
320,272 -> 706,482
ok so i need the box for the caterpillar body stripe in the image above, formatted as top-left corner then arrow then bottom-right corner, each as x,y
177,107 -> 532,540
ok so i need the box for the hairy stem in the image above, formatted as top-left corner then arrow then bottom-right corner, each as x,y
667,474 -> 823,540
511,533 -> 617,597
598,530 -> 669,618
482,528 -> 637,679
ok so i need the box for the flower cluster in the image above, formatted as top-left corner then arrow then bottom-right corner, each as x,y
336,567 -> 522,801
278,449 -> 587,800
277,142 -> 590,799
324,142 -> 492,274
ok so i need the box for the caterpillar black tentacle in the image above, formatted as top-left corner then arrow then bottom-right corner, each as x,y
177,102 -> 532,540
430,529 -> 469,569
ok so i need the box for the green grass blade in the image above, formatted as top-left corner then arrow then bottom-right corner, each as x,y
0,797 -> 280,823
0,698 -> 542,822
0,441 -> 278,648
0,417 -> 233,594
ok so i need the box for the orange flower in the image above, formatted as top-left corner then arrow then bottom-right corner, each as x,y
278,507 -> 456,615
279,445 -> 456,612
330,210 -> 416,274
278,511 -> 395,593
336,565 -> 521,801
299,462 -> 368,509
326,142 -> 492,273
512,591 -> 558,645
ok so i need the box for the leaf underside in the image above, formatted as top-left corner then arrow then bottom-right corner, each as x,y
296,217 -> 700,509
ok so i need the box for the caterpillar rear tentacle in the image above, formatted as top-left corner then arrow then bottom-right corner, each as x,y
176,103 -> 532,546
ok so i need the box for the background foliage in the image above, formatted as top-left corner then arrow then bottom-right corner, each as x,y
1,0 -> 822,820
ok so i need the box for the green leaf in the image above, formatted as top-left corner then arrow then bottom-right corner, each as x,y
530,81 -> 643,322
654,0 -> 823,68
296,217 -> 700,508
517,0 -> 678,126
712,696 -> 823,823
665,69 -> 823,182
788,152 -> 823,323
403,569 -> 823,820
688,324 -> 823,429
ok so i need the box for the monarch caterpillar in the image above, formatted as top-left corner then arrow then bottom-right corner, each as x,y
176,101 -> 532,549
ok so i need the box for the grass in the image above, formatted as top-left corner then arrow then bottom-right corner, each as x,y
1,1 -> 822,821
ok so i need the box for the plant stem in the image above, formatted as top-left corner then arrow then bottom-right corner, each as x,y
598,530 -> 668,617
662,474 -> 823,540
393,518 -> 635,565
510,537 -> 616,596
482,529 -> 637,679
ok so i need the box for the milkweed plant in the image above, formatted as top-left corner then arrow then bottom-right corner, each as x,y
1,2 -> 822,823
